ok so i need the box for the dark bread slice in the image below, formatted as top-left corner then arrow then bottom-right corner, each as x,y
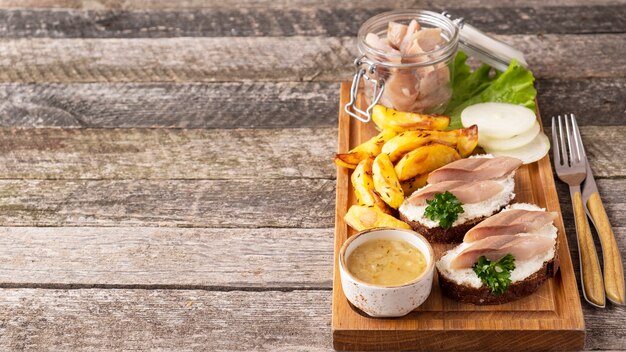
437,246 -> 560,305
398,205 -> 506,244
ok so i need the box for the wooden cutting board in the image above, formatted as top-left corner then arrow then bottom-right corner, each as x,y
332,81 -> 585,351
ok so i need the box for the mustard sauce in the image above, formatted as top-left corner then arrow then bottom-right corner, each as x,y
347,239 -> 427,286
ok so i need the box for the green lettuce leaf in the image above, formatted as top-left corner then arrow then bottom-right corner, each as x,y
445,52 -> 537,129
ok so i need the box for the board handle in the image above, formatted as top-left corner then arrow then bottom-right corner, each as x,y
572,190 -> 606,307
587,191 -> 625,305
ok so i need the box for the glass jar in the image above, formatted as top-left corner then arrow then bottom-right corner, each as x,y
345,10 -> 527,123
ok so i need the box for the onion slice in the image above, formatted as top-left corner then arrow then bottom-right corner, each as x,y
479,121 -> 541,151
461,102 -> 537,139
483,132 -> 550,164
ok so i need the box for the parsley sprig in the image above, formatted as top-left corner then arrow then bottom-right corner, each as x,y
424,191 -> 464,229
472,254 -> 516,295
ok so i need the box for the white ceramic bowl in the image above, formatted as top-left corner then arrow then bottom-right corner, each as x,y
339,227 -> 435,318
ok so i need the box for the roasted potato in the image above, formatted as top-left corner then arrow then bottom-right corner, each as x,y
372,153 -> 404,209
344,205 -> 411,231
455,124 -> 479,157
334,129 -> 397,169
372,104 -> 450,132
335,151 -> 371,169
400,174 -> 429,196
381,125 -> 479,162
394,143 -> 461,181
351,158 -> 392,213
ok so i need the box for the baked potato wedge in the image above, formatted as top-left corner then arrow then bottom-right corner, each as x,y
381,125 -> 478,162
351,158 -> 391,213
394,143 -> 461,181
334,129 -> 396,169
455,124 -> 479,157
372,153 -> 404,209
334,151 -> 369,169
400,174 -> 429,196
344,205 -> 411,231
372,104 -> 450,132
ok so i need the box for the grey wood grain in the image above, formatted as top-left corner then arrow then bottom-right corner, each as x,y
0,126 -> 621,180
0,227 -> 333,288
0,289 -> 333,351
578,126 -> 626,179
1,79 -> 624,128
0,82 -> 341,128
0,128 -> 336,179
536,78 -> 626,126
0,178 -> 621,229
0,288 -> 623,351
1,0 -> 622,10
0,6 -> 623,38
0,35 -> 623,83
0,179 -> 336,228
0,226 -> 624,291
0,1 -> 621,350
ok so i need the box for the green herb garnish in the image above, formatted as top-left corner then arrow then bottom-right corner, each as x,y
424,191 -> 464,229
473,254 -> 516,295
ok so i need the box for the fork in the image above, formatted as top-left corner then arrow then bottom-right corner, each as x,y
552,114 -> 606,308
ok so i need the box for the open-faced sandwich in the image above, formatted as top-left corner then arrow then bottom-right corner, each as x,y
436,203 -> 560,305
398,155 -> 523,243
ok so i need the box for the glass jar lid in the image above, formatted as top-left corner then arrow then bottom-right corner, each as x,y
442,11 -> 528,71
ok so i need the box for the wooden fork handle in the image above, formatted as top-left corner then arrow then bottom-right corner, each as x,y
587,191 -> 626,305
572,190 -> 606,307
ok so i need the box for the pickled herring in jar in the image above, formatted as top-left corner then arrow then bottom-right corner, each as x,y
357,11 -> 459,115
345,10 -> 528,123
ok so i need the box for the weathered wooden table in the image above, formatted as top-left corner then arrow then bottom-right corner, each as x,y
0,0 -> 623,350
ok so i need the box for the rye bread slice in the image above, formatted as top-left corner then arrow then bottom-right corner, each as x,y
437,246 -> 560,305
398,205 -> 506,244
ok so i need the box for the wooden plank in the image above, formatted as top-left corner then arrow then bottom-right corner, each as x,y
0,289 -> 334,351
0,179 -> 336,228
0,6 -> 623,38
0,128 -> 336,179
0,177 -> 618,236
0,82 -> 341,128
0,227 -> 333,288
0,36 -> 354,83
0,209 -> 618,302
0,289 -> 622,350
0,126 -> 622,180
0,35 -> 623,83
536,78 -> 626,126
584,303 -> 626,350
1,79 -> 623,128
0,0 -> 622,10
574,126 -> 626,179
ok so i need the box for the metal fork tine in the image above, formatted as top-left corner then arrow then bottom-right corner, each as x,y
564,114 -> 574,166
558,115 -> 567,166
567,114 -> 577,163
551,116 -> 561,165
569,114 -> 581,163
571,113 -> 587,161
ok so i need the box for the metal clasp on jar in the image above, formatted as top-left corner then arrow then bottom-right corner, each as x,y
344,55 -> 385,123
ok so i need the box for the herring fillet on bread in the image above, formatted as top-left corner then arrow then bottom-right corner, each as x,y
437,203 -> 560,305
398,155 -> 523,243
